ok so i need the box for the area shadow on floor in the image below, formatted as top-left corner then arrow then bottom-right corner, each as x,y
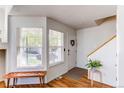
64,67 -> 88,80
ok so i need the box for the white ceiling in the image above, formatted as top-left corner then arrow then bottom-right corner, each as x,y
10,5 -> 116,30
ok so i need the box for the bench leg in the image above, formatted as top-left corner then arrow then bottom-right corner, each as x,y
15,78 -> 18,84
42,76 -> 45,85
91,71 -> 94,87
7,78 -> 10,88
39,77 -> 42,86
13,78 -> 16,88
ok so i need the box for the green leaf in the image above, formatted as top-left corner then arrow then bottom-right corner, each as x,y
86,59 -> 102,69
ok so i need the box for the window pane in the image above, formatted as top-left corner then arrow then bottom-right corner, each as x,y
17,28 -> 42,68
17,47 -> 42,67
49,30 -> 64,65
49,30 -> 64,46
20,28 -> 42,47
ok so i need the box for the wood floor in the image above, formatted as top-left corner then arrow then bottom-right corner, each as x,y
0,75 -> 113,88
0,81 -> 6,88
0,67 -> 112,88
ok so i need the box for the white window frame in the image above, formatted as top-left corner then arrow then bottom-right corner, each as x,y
48,29 -> 65,67
16,28 -> 43,69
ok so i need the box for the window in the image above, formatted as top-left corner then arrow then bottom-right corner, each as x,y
17,28 -> 42,68
49,29 -> 64,65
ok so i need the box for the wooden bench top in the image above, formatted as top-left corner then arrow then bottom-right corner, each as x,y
4,71 -> 47,79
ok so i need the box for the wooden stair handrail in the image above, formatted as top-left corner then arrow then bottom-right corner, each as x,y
87,35 -> 116,57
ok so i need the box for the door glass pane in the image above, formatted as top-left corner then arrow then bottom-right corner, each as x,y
49,30 -> 64,65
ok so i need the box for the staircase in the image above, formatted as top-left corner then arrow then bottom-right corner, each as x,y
87,35 -> 116,87
87,35 -> 116,57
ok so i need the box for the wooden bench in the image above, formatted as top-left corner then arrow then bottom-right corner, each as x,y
4,71 -> 47,88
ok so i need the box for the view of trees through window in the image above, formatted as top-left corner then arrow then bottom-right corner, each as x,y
49,30 -> 64,65
17,28 -> 64,67
17,28 -> 42,67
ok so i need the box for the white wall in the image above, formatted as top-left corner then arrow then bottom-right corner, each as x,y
76,19 -> 116,69
46,18 -> 76,82
88,38 -> 117,86
0,6 -> 12,43
0,8 -> 5,40
0,43 -> 7,49
117,6 -> 124,87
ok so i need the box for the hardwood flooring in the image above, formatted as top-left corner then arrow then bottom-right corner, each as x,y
0,75 -> 113,88
0,67 -> 112,88
47,75 -> 112,88
64,67 -> 88,80
0,81 -> 6,88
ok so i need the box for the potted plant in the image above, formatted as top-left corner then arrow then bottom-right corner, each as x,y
86,59 -> 102,71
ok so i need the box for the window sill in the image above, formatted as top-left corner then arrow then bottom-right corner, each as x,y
16,65 -> 44,70
48,62 -> 64,68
